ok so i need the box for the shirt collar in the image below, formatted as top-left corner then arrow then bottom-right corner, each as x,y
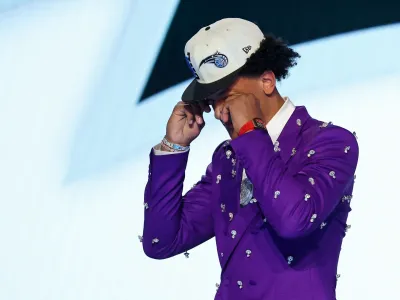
266,97 -> 295,143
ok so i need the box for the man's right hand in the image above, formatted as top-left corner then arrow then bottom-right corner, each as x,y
165,101 -> 211,147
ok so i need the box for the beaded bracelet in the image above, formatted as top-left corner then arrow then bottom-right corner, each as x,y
161,137 -> 190,152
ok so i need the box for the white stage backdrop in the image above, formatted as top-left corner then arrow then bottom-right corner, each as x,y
0,1 -> 399,299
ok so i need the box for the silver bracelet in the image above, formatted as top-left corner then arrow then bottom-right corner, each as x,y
162,137 -> 190,152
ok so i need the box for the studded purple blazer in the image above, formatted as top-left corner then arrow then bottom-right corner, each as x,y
142,106 -> 359,300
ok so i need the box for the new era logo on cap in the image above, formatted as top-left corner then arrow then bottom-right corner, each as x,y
242,45 -> 252,54
182,18 -> 264,102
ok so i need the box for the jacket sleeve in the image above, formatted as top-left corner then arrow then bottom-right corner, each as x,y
142,149 -> 214,259
230,127 -> 359,239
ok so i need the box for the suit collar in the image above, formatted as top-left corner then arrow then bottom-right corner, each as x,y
267,97 -> 296,144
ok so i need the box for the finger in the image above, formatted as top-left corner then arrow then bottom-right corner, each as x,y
187,112 -> 206,132
214,105 -> 221,120
174,101 -> 187,108
174,101 -> 190,115
173,103 -> 195,125
183,105 -> 195,125
220,103 -> 230,123
197,117 -> 206,130
199,101 -> 211,113
224,93 -> 242,104
191,103 -> 205,125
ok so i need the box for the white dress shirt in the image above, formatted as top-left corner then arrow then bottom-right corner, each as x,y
153,97 -> 296,162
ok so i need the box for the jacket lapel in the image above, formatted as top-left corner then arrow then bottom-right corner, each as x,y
274,106 -> 311,164
215,142 -> 261,271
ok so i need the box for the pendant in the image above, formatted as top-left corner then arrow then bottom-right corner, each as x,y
240,177 -> 254,206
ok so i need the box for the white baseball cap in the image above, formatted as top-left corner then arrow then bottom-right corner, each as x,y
182,18 -> 264,102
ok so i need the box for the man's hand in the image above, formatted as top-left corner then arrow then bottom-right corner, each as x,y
220,93 -> 264,137
165,101 -> 211,146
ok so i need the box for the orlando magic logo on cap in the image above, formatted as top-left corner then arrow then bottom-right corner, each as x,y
199,51 -> 228,69
182,18 -> 265,102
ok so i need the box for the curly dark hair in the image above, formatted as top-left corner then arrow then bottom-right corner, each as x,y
239,34 -> 300,81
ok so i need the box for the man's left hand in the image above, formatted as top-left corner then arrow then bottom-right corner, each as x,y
220,93 -> 264,136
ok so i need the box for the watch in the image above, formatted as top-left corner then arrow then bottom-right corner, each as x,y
238,118 -> 267,136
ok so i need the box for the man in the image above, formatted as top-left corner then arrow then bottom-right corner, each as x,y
141,18 -> 359,300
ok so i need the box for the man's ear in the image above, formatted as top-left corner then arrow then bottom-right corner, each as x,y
260,71 -> 276,96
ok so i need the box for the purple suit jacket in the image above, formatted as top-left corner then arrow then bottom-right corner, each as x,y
142,106 -> 359,300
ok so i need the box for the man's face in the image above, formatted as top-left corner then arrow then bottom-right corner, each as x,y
206,76 -> 260,136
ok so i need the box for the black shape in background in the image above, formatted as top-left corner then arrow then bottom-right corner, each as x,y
139,0 -> 400,102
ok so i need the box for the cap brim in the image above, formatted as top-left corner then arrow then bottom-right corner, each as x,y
181,68 -> 241,103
